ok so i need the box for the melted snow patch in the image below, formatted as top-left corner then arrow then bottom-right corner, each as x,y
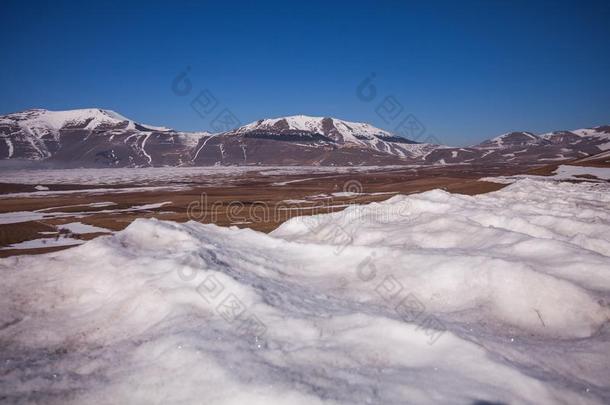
554,165 -> 610,180
1,236 -> 83,250
58,222 -> 112,234
482,165 -> 610,184
0,202 -> 173,225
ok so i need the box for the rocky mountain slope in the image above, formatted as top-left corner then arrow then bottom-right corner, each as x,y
0,108 -> 608,167
0,109 -> 208,167
421,128 -> 610,165
192,115 -> 440,166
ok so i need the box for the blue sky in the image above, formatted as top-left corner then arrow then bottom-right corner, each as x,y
1,0 -> 609,146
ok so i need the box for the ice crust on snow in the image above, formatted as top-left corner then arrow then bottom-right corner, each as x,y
1,179 -> 609,404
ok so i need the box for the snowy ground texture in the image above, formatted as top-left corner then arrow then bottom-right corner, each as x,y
0,166 -> 402,186
1,179 -> 610,404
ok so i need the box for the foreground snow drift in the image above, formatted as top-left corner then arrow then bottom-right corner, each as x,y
1,179 -> 609,404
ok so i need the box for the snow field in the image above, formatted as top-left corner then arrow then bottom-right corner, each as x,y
1,178 -> 609,404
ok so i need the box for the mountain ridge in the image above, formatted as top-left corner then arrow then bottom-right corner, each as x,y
0,108 -> 608,167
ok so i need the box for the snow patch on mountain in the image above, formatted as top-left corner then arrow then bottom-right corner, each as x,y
572,127 -> 610,138
237,115 -> 393,141
475,131 -> 542,149
0,108 -> 172,136
233,115 -> 441,159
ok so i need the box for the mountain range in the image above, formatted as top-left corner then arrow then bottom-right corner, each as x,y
0,108 -> 608,167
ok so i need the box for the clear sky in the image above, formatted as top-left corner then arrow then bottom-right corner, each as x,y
1,0 -> 609,146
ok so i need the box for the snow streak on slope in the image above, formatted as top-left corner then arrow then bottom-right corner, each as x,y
1,180 -> 610,404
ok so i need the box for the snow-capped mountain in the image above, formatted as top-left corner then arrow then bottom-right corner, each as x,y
0,109 -> 208,166
420,126 -> 610,166
200,115 -> 440,165
542,126 -> 610,147
0,108 -> 132,159
0,110 -> 438,166
0,108 -> 608,167
475,131 -> 549,149
236,115 -> 396,142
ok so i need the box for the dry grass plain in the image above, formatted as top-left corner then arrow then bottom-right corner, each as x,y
0,164 -> 556,257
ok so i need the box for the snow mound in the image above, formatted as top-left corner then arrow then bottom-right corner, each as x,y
1,179 -> 610,404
